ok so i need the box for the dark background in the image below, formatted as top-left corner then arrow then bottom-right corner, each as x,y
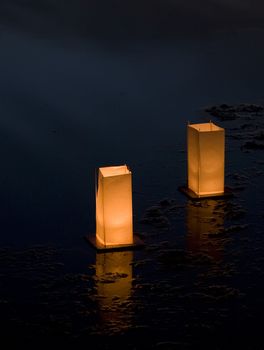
1,1 -> 264,348
1,0 -> 264,39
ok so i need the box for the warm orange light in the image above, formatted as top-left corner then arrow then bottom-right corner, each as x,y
186,200 -> 224,262
96,251 -> 133,303
96,251 -> 133,333
187,122 -> 225,196
96,165 -> 133,247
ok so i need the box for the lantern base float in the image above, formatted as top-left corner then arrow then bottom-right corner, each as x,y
85,234 -> 145,252
178,186 -> 233,200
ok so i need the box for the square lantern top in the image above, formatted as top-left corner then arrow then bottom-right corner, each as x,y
99,165 -> 131,178
188,122 -> 224,133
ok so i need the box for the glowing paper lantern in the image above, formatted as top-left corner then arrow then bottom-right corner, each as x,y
86,164 -> 144,251
96,165 -> 133,247
179,122 -> 232,199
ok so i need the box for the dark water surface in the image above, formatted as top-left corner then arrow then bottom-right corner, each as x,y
1,4 -> 264,348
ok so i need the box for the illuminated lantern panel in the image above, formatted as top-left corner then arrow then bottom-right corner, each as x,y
187,122 -> 225,197
96,165 -> 133,247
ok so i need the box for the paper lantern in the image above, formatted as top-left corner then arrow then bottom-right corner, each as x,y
86,164 -> 144,251
96,165 -> 133,247
188,122 -> 224,196
179,122 -> 232,199
96,251 -> 133,331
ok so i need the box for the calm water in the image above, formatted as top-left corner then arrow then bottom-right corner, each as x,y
1,28 -> 264,248
1,8 -> 264,346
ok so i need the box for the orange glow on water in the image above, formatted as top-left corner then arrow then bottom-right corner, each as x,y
96,251 -> 133,333
186,200 -> 225,262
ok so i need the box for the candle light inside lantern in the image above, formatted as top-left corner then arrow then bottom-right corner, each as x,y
96,165 -> 133,247
187,122 -> 225,197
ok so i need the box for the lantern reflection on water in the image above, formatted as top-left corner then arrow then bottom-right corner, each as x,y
186,200 -> 225,262
95,251 -> 133,333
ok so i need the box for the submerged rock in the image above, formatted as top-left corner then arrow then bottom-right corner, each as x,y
140,205 -> 170,228
241,141 -> 264,150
